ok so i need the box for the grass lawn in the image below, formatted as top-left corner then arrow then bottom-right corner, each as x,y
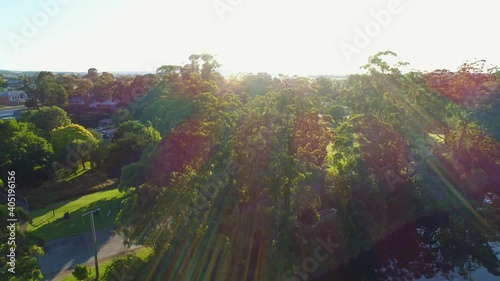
60,247 -> 153,281
27,189 -> 125,240
24,171 -> 117,209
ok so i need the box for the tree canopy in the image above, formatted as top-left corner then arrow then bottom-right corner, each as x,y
0,119 -> 53,178
3,52 -> 499,280
113,52 -> 500,280
21,106 -> 71,133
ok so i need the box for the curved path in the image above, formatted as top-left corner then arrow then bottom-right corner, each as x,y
37,227 -> 140,280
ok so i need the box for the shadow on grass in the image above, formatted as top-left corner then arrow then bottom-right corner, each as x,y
30,213 -> 56,228
58,162 -> 92,183
25,171 -> 117,209
31,197 -> 123,241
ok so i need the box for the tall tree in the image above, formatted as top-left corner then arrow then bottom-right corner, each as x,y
0,119 -> 53,178
56,75 -> 78,97
105,121 -> 161,176
23,72 -> 67,108
425,60 -> 500,164
74,78 -> 93,101
92,72 -> 115,102
49,124 -> 98,172
84,68 -> 99,82
21,106 -> 71,133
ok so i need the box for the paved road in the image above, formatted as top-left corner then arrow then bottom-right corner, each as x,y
37,227 -> 140,281
0,109 -> 18,118
0,106 -> 25,119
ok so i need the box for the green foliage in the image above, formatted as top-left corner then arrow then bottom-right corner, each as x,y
49,124 -> 99,174
56,75 -> 78,97
28,52 -> 498,280
74,79 -> 93,100
21,106 -> 71,133
139,96 -> 193,135
0,206 -> 44,281
312,76 -> 338,99
49,53 -> 500,279
113,120 -> 161,143
117,146 -> 157,192
84,68 -> 99,82
49,124 -> 98,157
23,71 -> 68,108
102,254 -> 143,281
0,119 -> 53,179
87,128 -> 103,141
240,72 -> 273,97
92,72 -> 115,102
115,183 -> 197,248
117,161 -> 145,191
72,264 -> 90,281
104,121 -> 160,176
328,104 -> 347,122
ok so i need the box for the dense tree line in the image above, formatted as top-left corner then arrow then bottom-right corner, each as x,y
21,68 -> 157,109
110,52 -> 500,280
1,51 -> 499,280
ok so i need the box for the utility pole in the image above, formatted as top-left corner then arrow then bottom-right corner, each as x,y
82,208 -> 100,280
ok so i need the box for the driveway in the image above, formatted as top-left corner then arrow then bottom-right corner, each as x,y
37,227 -> 140,280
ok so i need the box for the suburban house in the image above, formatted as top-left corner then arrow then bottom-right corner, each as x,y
0,91 -> 27,106
3,75 -> 23,91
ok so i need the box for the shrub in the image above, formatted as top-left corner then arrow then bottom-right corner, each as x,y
72,264 -> 90,281
103,254 -> 143,281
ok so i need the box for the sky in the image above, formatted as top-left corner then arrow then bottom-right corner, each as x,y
1,0 -> 499,76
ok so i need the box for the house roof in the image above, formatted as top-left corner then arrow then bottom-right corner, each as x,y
0,90 -> 25,96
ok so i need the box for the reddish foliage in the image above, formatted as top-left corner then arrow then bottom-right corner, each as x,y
145,116 -> 214,186
351,115 -> 410,182
444,127 -> 500,196
424,68 -> 497,106
293,113 -> 334,168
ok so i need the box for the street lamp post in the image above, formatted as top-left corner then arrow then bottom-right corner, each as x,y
82,208 -> 100,280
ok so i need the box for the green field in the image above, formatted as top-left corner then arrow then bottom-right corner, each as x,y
27,189 -> 125,240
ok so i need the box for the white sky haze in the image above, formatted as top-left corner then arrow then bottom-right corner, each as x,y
1,0 -> 499,76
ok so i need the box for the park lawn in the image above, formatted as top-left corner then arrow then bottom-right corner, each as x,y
60,247 -> 153,281
27,189 -> 125,241
26,171 -> 117,209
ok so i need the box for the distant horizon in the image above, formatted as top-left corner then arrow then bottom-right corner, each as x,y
1,0 -> 499,77
0,68 -> 354,78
